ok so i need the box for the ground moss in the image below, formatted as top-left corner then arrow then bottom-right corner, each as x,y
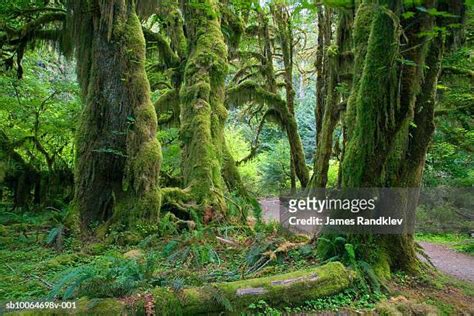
44,253 -> 80,270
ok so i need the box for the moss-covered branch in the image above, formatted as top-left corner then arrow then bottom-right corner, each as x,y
154,89 -> 180,127
226,80 -> 286,109
142,27 -> 180,68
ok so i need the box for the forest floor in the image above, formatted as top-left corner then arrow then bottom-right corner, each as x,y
1,204 -> 473,314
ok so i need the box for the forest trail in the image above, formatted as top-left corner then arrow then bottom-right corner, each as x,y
418,242 -> 474,283
259,198 -> 474,283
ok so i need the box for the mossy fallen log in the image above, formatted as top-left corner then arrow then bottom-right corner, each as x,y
10,262 -> 352,315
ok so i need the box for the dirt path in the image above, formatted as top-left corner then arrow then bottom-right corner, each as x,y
259,198 -> 474,283
418,241 -> 474,283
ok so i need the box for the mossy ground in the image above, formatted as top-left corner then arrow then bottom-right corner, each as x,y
1,207 -> 473,315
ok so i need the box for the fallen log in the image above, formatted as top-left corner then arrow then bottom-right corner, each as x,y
12,262 -> 352,315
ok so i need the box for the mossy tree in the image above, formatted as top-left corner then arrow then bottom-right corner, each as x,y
69,0 -> 162,233
272,2 -> 310,190
143,0 -> 255,221
323,0 -> 467,274
178,0 -> 231,218
0,1 -> 163,232
309,7 -> 353,189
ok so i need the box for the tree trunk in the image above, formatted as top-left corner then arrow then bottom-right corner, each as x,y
179,0 -> 228,218
69,262 -> 352,315
332,0 -> 463,275
71,0 -> 162,232
272,4 -> 310,188
310,12 -> 352,189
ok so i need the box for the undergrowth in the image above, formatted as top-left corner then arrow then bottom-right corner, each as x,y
1,205 -> 472,315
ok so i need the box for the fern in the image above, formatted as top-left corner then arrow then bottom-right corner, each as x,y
162,231 -> 220,267
358,261 -> 381,293
49,254 -> 158,299
46,225 -> 64,245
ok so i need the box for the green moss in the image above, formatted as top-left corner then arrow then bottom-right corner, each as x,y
150,287 -> 184,315
44,253 -> 80,269
373,251 -> 391,280
75,297 -> 127,315
344,2 -> 374,138
61,262 -> 351,315
376,299 -> 439,316
0,224 -> 7,235
342,0 -> 400,187
82,242 -> 108,255
129,139 -> 162,192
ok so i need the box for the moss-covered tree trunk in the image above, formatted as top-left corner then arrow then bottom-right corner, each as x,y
273,4 -> 309,189
71,0 -> 161,232
333,0 -> 463,274
310,11 -> 352,189
67,262 -> 352,315
315,7 -> 332,147
179,0 -> 228,218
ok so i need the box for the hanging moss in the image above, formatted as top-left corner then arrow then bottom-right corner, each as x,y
220,4 -> 244,56
142,27 -> 180,68
226,81 -> 286,110
154,89 -> 180,127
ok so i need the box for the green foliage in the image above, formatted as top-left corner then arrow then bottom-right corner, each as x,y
317,236 -> 384,293
416,202 -> 474,234
258,139 -> 291,194
225,125 -> 293,196
295,91 -> 317,162
248,299 -> 281,315
157,128 -> 181,182
326,160 -> 339,187
0,50 -> 79,173
245,286 -> 385,314
423,11 -> 473,186
49,254 -> 158,299
162,230 -> 220,267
